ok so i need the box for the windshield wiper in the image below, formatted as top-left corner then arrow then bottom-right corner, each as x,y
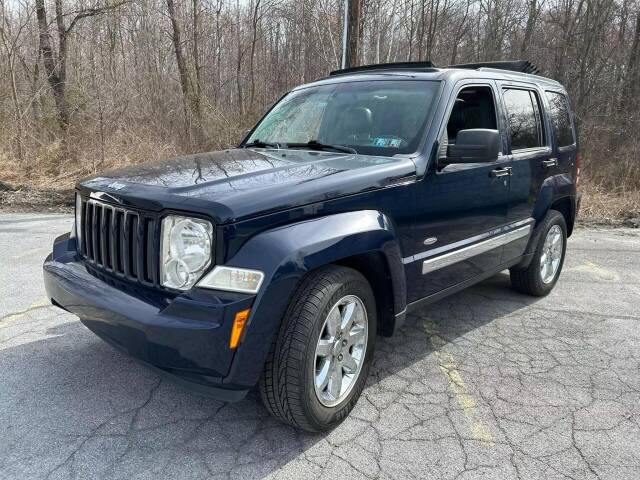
242,139 -> 281,149
284,140 -> 357,154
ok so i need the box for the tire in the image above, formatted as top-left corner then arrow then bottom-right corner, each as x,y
510,209 -> 567,296
259,265 -> 377,432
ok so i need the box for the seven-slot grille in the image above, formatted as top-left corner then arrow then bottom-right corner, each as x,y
77,198 -> 159,286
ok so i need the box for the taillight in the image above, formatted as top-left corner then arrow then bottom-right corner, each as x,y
575,153 -> 582,188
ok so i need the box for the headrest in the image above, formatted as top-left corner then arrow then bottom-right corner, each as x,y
341,107 -> 373,135
449,98 -> 467,131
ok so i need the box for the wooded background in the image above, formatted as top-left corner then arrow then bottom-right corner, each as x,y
1,0 -> 639,217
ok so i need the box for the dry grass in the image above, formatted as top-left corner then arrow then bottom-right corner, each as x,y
578,182 -> 640,224
0,114 -> 248,192
0,131 -> 184,191
1,132 -> 639,226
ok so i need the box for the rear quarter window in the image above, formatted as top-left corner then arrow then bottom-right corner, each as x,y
545,91 -> 575,147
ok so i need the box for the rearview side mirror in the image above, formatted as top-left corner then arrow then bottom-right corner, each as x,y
445,129 -> 500,164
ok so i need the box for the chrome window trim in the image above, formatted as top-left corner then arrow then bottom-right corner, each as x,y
403,218 -> 534,265
421,224 -> 532,274
510,146 -> 551,156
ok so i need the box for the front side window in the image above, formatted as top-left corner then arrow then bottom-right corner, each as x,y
445,86 -> 497,139
545,91 -> 575,147
503,88 -> 544,151
247,80 -> 440,156
438,85 -> 498,160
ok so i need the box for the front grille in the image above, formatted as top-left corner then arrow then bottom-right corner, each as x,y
77,198 -> 159,287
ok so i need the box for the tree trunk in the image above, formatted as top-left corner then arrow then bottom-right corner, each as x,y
344,0 -> 362,67
248,0 -> 261,111
191,0 -> 204,143
617,12 -> 640,136
167,0 -> 203,146
235,0 -> 245,116
35,0 -> 69,132
520,0 -> 539,57
0,11 -> 24,162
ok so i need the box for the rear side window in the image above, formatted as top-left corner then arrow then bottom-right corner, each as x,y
503,89 -> 545,151
545,91 -> 575,147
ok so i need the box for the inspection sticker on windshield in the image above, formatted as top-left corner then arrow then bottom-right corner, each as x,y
373,137 -> 402,148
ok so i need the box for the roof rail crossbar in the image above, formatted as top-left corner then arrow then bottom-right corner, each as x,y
447,60 -> 540,75
330,61 -> 436,76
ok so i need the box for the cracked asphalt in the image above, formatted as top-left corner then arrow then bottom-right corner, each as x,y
1,213 -> 640,479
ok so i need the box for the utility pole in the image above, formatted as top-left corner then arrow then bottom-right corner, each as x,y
341,0 -> 362,69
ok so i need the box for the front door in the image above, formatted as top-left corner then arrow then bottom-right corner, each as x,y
406,82 -> 511,302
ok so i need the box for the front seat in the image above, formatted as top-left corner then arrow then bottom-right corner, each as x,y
447,98 -> 467,144
337,107 -> 373,143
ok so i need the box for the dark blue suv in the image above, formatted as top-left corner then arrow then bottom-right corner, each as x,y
44,61 -> 580,431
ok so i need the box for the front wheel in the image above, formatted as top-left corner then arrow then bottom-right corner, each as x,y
510,209 -> 567,296
259,265 -> 376,432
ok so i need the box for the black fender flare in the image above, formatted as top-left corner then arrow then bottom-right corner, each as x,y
516,174 -> 576,269
223,210 -> 406,387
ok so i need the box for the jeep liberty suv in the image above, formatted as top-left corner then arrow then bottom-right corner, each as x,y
44,60 -> 581,432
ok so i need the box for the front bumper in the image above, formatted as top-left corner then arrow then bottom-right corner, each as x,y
43,233 -> 255,401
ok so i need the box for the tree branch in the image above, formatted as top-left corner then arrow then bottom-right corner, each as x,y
65,0 -> 130,34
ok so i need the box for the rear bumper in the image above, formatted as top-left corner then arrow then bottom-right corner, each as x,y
43,234 -> 255,401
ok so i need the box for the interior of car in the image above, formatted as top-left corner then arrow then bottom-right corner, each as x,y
439,86 -> 498,161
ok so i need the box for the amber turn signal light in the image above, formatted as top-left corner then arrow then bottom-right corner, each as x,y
229,309 -> 250,349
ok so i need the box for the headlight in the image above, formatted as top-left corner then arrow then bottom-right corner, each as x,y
198,266 -> 264,294
160,215 -> 213,290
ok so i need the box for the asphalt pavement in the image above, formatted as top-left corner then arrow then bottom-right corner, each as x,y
1,213 -> 640,479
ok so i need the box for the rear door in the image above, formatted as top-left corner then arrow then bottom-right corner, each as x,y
497,83 -> 552,262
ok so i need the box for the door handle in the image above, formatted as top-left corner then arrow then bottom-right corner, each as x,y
542,158 -> 558,168
490,167 -> 512,178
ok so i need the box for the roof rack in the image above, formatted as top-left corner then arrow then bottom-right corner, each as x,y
447,60 -> 540,75
329,61 -> 436,76
327,60 -> 546,81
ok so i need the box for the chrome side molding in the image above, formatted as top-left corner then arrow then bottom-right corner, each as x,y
422,224 -> 532,274
403,218 -> 534,265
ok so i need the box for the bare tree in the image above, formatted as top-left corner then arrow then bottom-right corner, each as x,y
345,0 -> 363,67
167,0 -> 204,146
34,0 -> 128,134
0,0 -> 32,162
0,0 -> 639,193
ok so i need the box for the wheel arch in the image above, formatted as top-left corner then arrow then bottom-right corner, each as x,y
516,178 -> 575,269
532,175 -> 576,236
549,196 -> 575,237
334,251 -> 403,337
223,210 -> 407,387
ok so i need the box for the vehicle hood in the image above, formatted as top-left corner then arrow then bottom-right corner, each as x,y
79,148 -> 416,223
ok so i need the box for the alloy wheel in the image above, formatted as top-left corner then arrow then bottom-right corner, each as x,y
313,295 -> 368,407
540,224 -> 563,284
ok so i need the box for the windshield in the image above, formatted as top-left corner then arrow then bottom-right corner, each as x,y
246,80 -> 440,156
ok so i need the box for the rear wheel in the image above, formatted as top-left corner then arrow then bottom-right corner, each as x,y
510,209 -> 567,296
259,265 -> 376,432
